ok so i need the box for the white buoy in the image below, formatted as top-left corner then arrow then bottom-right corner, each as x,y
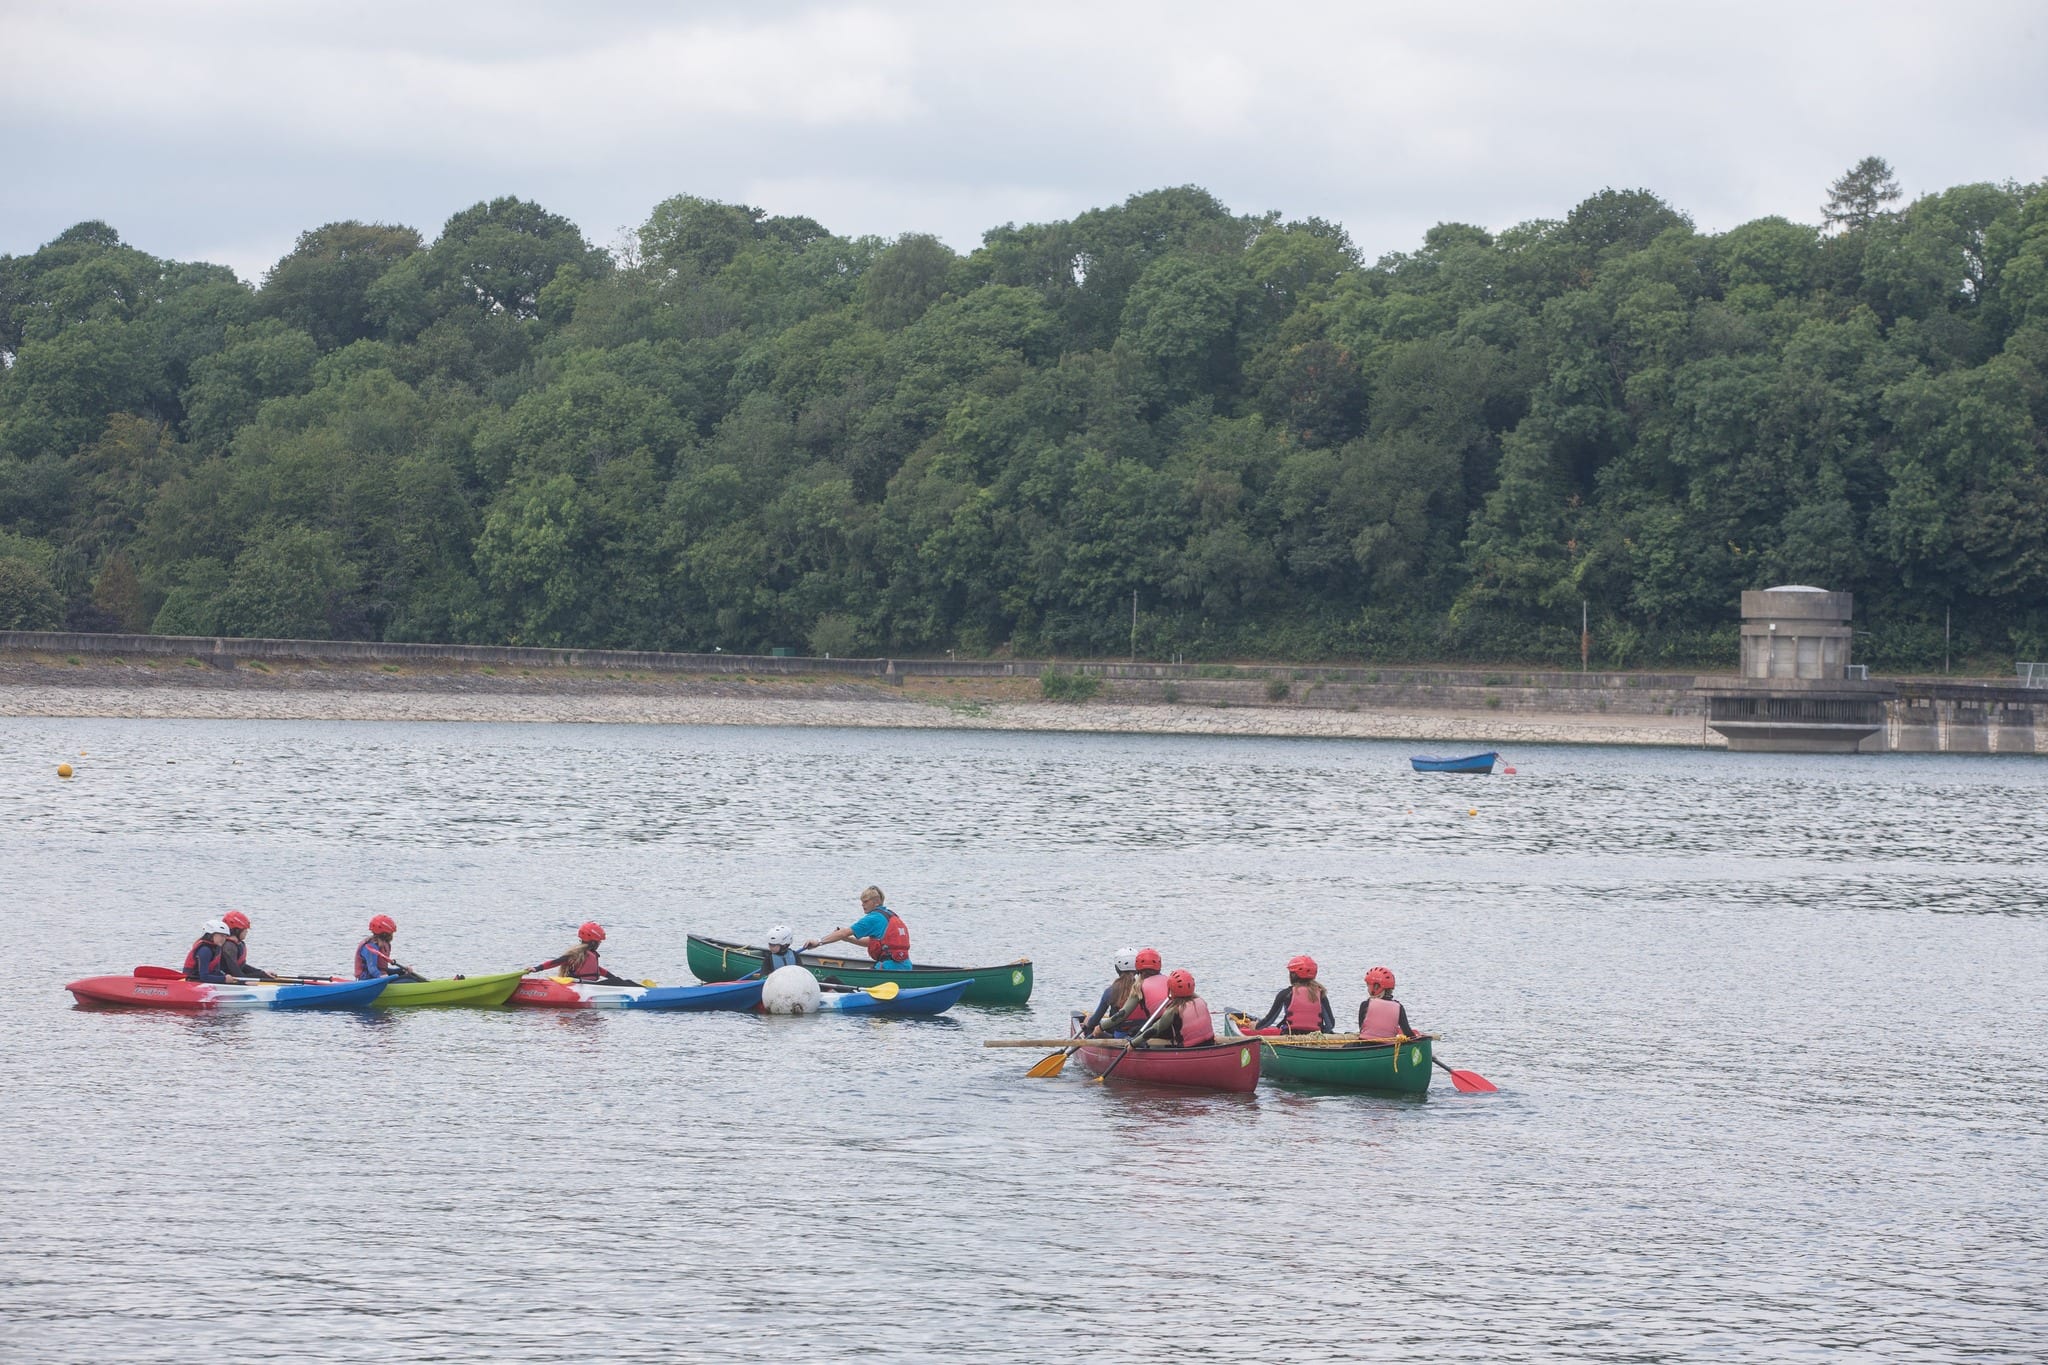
761,964 -> 821,1015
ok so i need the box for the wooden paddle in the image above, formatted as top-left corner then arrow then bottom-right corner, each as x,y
1432,1056 -> 1498,1093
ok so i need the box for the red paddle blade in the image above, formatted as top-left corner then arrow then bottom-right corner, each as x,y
134,965 -> 185,980
1448,1068 -> 1497,1094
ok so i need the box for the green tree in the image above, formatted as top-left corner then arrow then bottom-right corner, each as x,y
1824,156 -> 1904,232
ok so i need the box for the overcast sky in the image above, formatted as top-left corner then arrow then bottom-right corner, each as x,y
4,0 -> 2045,280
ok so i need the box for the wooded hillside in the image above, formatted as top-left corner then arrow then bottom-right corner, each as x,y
3,162 -> 2044,667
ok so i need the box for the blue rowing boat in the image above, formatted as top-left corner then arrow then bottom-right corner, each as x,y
1410,751 -> 1499,774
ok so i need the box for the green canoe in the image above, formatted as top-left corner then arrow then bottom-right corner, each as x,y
1225,1019 -> 1434,1094
685,934 -> 1032,1006
371,971 -> 526,1008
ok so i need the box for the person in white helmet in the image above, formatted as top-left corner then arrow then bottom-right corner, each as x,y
1077,948 -> 1146,1037
744,926 -> 807,977
182,920 -> 235,983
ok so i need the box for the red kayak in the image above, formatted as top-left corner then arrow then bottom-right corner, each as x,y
1077,1038 -> 1262,1092
66,972 -> 388,1011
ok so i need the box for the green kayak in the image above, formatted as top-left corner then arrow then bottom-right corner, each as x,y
371,971 -> 526,1008
1225,1018 -> 1434,1094
685,934 -> 1032,1006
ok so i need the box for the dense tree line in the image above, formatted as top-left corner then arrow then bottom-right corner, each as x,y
2,162 -> 2045,668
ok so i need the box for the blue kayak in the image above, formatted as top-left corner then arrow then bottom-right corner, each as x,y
272,977 -> 390,1009
627,980 -> 764,1012
1410,751 -> 1499,774
820,980 -> 969,1016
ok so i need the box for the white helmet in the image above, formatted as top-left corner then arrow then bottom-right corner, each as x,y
202,919 -> 231,936
1114,947 -> 1138,973
766,925 -> 794,948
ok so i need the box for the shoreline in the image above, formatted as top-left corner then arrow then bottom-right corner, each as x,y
0,656 -> 1718,747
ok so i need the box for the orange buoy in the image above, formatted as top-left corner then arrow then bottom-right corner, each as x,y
57,763 -> 74,779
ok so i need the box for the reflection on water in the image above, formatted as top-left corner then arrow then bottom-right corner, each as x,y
3,719 -> 2045,1360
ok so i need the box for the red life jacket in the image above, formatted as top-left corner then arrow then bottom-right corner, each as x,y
863,912 -> 911,964
1286,984 -> 1324,1032
570,947 -> 606,981
222,936 -> 261,976
1137,972 -> 1169,1019
1176,998 -> 1216,1047
1361,996 -> 1405,1038
181,938 -> 207,978
355,935 -> 393,980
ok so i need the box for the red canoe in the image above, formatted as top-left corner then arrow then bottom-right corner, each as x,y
1077,1038 -> 1261,1092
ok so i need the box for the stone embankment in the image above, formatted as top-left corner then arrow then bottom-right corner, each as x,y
0,633 -> 1714,747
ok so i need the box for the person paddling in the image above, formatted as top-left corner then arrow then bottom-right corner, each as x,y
1137,968 -> 1217,1048
803,886 -> 913,970
355,915 -> 425,983
182,920 -> 234,983
1078,948 -> 1146,1037
534,922 -> 638,986
1358,965 -> 1418,1039
744,926 -> 807,978
1250,954 -> 1335,1034
1103,947 -> 1167,1034
218,910 -> 282,982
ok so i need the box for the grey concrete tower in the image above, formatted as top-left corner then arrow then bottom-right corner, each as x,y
1700,585 -> 1887,752
1739,586 -> 1854,680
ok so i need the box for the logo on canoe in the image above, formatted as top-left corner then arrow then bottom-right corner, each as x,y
1239,1048 -> 1251,1067
1011,970 -> 1024,986
132,986 -> 168,997
1410,1046 -> 1421,1066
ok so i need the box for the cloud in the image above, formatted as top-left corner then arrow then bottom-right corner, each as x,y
3,0 -> 2044,279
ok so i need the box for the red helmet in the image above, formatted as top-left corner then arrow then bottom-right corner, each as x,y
1287,954 -> 1317,980
222,911 -> 251,931
1365,965 -> 1395,992
1134,947 -> 1162,972
369,914 -> 398,936
578,921 -> 606,943
1166,968 -> 1196,999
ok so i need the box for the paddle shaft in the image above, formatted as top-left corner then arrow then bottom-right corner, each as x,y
986,1038 -> 1134,1049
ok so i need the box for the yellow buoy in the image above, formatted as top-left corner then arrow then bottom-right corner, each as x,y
1467,808 -> 1477,816
57,763 -> 74,778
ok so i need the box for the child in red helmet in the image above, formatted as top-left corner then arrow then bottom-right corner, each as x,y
1358,966 -> 1417,1039
1249,954 -> 1335,1034
1136,968 -> 1217,1048
1101,947 -> 1167,1035
535,922 -> 638,986
218,910 -> 281,981
354,916 -> 425,982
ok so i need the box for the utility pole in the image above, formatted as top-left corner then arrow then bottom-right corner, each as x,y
1581,600 -> 1589,674
1945,607 -> 1951,675
1130,590 -> 1138,663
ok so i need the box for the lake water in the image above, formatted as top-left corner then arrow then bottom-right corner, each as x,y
3,718 -> 2044,1361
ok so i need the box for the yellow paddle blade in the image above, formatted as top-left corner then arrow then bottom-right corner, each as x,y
865,979 -> 901,1001
1026,1049 -> 1070,1078
552,976 -> 574,984
640,979 -> 657,988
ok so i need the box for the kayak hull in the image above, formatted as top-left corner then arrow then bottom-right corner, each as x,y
508,977 -> 765,1011
1077,1039 -> 1261,1092
1252,1032 -> 1434,1094
66,975 -> 388,1011
819,980 -> 968,1015
508,976 -> 637,1008
687,934 -> 1032,1005
632,980 -> 763,1012
369,971 -> 526,1008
